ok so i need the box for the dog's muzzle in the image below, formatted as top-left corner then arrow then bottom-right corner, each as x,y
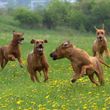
36,45 -> 44,55
50,53 -> 57,60
18,38 -> 24,44
98,36 -> 103,41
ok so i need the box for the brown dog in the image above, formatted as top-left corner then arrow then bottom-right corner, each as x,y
92,25 -> 110,59
50,41 -> 109,85
0,31 -> 24,69
27,39 -> 49,82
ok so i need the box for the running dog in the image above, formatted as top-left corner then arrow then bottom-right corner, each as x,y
50,41 -> 110,85
27,39 -> 49,82
93,24 -> 110,59
0,31 -> 24,69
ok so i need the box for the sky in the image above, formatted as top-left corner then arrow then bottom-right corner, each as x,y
68,0 -> 76,2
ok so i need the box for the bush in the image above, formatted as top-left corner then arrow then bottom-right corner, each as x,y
14,8 -> 42,28
11,0 -> 110,32
42,0 -> 71,29
66,10 -> 86,30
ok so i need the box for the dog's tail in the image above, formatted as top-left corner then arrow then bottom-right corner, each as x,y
98,58 -> 110,68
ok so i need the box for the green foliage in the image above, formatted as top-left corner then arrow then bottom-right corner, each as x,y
42,0 -> 71,29
91,1 -> 110,29
66,10 -> 86,30
42,0 -> 110,31
4,0 -> 110,32
14,8 -> 42,28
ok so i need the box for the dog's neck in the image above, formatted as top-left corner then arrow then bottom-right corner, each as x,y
10,39 -> 19,47
9,40 -> 19,48
64,46 -> 76,62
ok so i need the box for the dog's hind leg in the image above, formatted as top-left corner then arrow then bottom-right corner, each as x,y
95,71 -> 104,86
81,64 -> 94,77
88,74 -> 99,86
95,59 -> 104,85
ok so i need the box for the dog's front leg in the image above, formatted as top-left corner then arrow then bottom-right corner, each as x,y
43,68 -> 48,82
88,74 -> 99,86
71,73 -> 81,83
17,57 -> 23,68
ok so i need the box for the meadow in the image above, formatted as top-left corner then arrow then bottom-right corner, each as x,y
0,26 -> 110,110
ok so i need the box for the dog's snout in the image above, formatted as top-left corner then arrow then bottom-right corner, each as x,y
50,52 -> 57,60
21,38 -> 24,40
99,36 -> 102,39
39,44 -> 43,48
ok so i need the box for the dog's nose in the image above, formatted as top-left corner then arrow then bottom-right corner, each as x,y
99,36 -> 102,39
39,44 -> 43,48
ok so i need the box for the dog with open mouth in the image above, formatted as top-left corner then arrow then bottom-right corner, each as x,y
0,31 -> 24,69
50,41 -> 110,86
92,24 -> 110,59
27,39 -> 49,82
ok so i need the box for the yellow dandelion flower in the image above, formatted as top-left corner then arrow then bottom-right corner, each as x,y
45,95 -> 49,99
31,101 -> 36,105
83,104 -> 88,110
102,108 -> 106,110
88,91 -> 92,95
16,100 -> 23,105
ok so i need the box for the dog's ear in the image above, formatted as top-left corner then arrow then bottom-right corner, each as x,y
30,39 -> 35,44
44,40 -> 48,43
13,30 -> 16,35
21,33 -> 24,36
63,41 -> 70,47
102,24 -> 104,29
94,26 -> 98,31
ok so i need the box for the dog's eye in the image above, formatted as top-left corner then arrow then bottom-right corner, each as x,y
101,32 -> 104,34
97,32 -> 100,35
36,41 -> 39,43
16,35 -> 20,37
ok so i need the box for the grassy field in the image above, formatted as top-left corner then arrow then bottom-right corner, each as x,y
0,25 -> 110,110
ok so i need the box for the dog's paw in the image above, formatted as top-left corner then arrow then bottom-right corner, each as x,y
71,79 -> 76,83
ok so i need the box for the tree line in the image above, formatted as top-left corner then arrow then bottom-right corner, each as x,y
6,0 -> 110,32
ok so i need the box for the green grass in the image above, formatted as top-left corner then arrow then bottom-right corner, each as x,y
0,16 -> 110,109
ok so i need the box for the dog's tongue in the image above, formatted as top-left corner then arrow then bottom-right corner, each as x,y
18,41 -> 23,44
38,48 -> 43,51
20,42 -> 23,44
